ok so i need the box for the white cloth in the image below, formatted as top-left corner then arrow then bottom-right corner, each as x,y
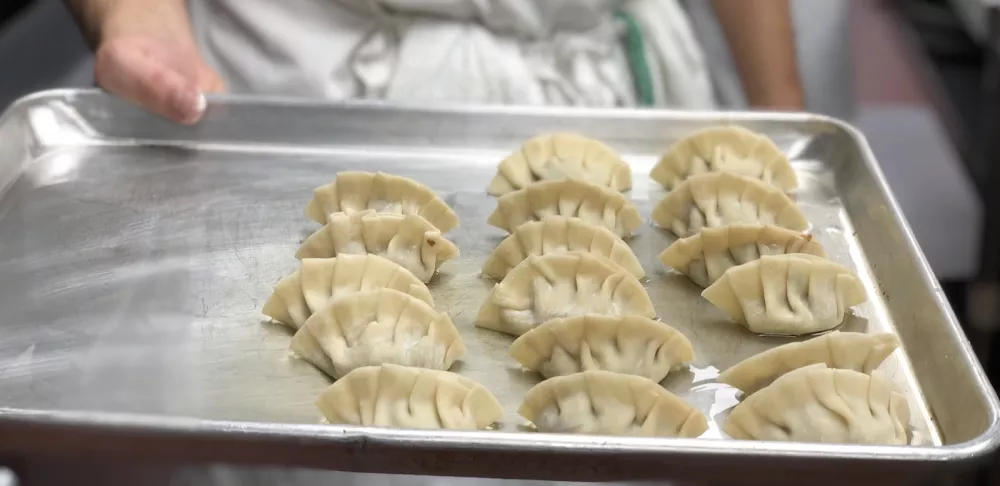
622,0 -> 714,109
188,0 -> 715,108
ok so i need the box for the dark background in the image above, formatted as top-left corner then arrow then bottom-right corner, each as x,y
0,0 -> 30,22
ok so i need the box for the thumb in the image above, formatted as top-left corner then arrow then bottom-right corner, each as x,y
95,40 -> 206,124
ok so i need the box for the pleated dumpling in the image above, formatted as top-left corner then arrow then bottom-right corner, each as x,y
660,224 -> 826,287
652,172 -> 808,238
482,216 -> 643,280
261,254 -> 434,330
317,364 -> 503,430
651,126 -> 797,191
723,364 -> 910,444
487,180 -> 642,238
476,252 -> 656,337
519,370 -> 708,437
297,210 -> 459,282
719,331 -> 900,395
702,254 -> 868,335
510,315 -> 694,382
306,171 -> 459,232
486,133 -> 632,196
290,289 -> 465,378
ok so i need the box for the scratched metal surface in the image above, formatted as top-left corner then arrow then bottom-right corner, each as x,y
0,91 -> 995,477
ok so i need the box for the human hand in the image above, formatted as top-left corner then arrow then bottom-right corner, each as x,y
91,1 -> 224,124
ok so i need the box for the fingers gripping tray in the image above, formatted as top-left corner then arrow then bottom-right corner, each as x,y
0,90 -> 995,484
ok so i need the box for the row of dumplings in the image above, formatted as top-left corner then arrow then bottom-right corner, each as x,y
266,171 -> 506,428
477,129 -> 911,443
649,128 -> 867,335
480,134 -> 707,435
649,127 -> 911,444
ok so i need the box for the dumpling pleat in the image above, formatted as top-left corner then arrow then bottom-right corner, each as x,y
487,134 -> 631,196
297,211 -> 458,282
296,289 -> 464,378
317,365 -> 502,430
487,180 -> 641,237
652,173 -> 807,237
306,172 -> 458,232
703,254 -> 867,335
723,364 -> 909,444
519,370 -> 705,437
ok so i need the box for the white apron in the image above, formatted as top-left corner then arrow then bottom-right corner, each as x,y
187,0 -> 716,108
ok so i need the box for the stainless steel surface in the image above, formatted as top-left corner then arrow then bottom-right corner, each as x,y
0,90 -> 996,483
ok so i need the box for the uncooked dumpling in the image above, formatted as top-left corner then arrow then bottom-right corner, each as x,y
651,126 -> 797,191
487,133 -> 632,196
290,288 -> 465,378
262,254 -> 434,330
297,210 -> 459,282
487,180 -> 643,238
719,331 -> 899,395
702,254 -> 868,335
660,224 -> 826,287
306,171 -> 459,232
510,315 -> 694,382
519,370 -> 707,437
289,326 -> 337,377
482,216 -> 643,280
651,172 -> 808,238
476,252 -> 656,337
317,364 -> 503,430
723,364 -> 910,444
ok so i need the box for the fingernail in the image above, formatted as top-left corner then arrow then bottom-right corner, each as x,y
170,89 -> 206,124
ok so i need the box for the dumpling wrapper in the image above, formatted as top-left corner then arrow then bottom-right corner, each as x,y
291,288 -> 465,378
719,331 -> 900,395
651,126 -> 797,191
487,179 -> 643,238
651,172 -> 808,238
476,251 -> 656,337
306,171 -> 459,232
724,364 -> 910,444
660,224 -> 826,287
262,254 -> 434,330
519,370 -> 708,437
702,254 -> 868,335
297,210 -> 459,282
510,315 -> 694,382
487,133 -> 632,196
317,364 -> 503,430
482,216 -> 644,280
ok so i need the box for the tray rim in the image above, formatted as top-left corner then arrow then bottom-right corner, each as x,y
0,88 -> 998,471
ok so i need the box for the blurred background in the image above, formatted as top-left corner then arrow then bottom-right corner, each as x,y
0,0 -> 999,484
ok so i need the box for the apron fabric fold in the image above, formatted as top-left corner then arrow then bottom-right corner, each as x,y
188,0 -> 715,108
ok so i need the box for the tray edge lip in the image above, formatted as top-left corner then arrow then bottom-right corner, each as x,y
0,406 -> 990,463
2,88 -> 828,125
813,114 -> 1000,456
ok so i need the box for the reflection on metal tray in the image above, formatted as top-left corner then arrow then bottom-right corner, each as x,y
0,90 -> 995,484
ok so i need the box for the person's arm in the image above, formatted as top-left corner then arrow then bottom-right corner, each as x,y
65,0 -> 224,123
711,0 -> 804,110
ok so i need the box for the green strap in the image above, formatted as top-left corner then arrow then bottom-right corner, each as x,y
616,10 -> 655,107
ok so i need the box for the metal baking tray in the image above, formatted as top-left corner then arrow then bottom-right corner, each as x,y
0,89 -> 996,484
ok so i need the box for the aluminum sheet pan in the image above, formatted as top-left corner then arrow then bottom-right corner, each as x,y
0,90 -> 996,484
